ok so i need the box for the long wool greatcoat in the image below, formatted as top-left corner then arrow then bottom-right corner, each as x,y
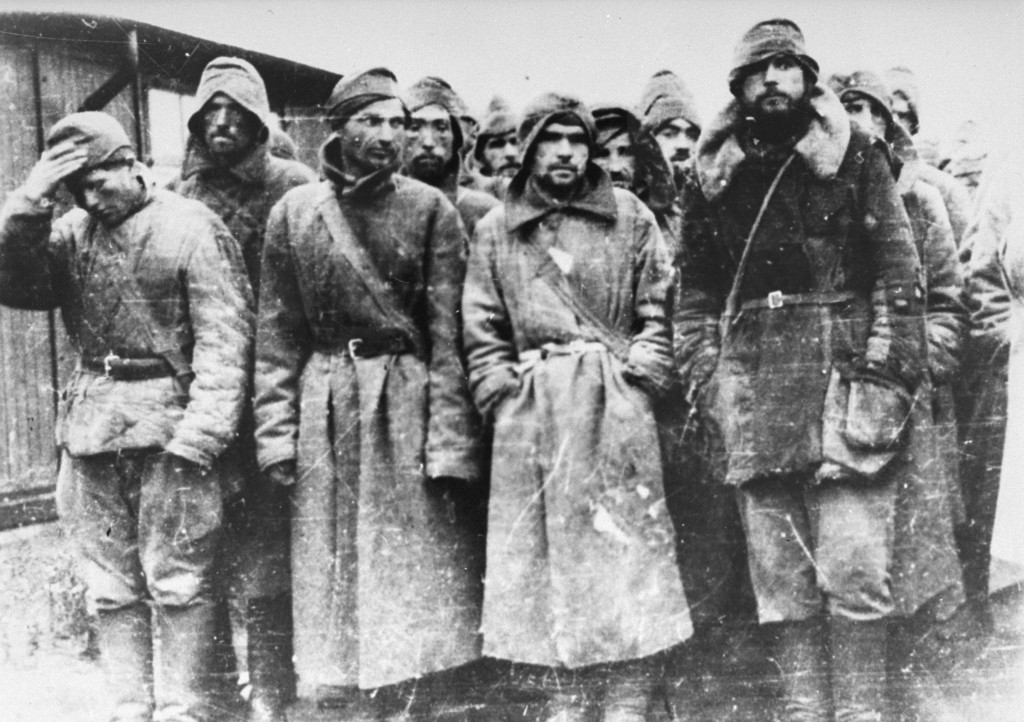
967,145 -> 1024,573
676,86 -> 962,615
462,167 -> 692,668
253,150 -> 483,692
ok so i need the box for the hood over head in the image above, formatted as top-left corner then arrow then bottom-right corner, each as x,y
187,57 -> 270,143
728,18 -> 819,97
509,91 -> 601,195
637,70 -> 702,134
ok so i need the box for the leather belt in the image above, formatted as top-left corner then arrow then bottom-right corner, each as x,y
517,340 -> 607,365
81,353 -> 174,381
343,334 -> 413,359
741,291 -> 856,311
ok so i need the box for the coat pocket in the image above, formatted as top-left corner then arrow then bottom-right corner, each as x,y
843,380 -> 910,450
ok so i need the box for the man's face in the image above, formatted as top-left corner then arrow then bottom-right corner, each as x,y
202,94 -> 261,166
842,95 -> 888,139
740,55 -> 809,122
481,131 -> 520,178
72,162 -> 140,227
531,122 -> 589,195
593,131 -> 636,189
404,104 -> 455,185
336,98 -> 407,178
890,93 -> 918,136
654,118 -> 700,178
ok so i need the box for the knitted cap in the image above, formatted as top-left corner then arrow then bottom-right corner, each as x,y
828,70 -> 893,126
45,111 -> 133,170
187,57 -> 270,139
324,67 -> 403,120
637,70 -> 701,134
728,19 -> 819,95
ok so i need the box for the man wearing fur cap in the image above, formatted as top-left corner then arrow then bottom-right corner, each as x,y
168,56 -> 316,722
0,111 -> 253,722
676,19 -> 927,720
636,70 -> 702,189
467,95 -> 520,200
253,68 -> 484,720
462,91 -> 692,721
403,75 -> 498,239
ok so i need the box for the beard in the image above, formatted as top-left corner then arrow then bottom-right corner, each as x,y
408,153 -> 449,185
745,91 -> 813,143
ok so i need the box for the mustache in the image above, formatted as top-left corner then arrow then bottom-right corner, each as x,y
669,149 -> 691,162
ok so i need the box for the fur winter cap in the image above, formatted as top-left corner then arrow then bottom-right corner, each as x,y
637,70 -> 701,134
46,111 -> 133,170
187,57 -> 270,142
728,19 -> 819,96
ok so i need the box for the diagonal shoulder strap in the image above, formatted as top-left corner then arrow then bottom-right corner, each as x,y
719,152 -> 796,342
317,197 -> 420,344
518,232 -> 632,363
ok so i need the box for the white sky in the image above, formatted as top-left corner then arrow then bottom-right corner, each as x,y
7,0 -> 1023,145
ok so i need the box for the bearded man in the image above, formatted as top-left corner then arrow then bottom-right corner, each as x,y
676,20 -> 930,720
403,76 -> 498,238
169,56 -> 316,722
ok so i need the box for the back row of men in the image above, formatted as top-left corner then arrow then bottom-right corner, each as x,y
0,17 -> 1014,722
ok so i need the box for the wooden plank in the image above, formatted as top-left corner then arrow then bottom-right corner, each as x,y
0,43 -> 59,501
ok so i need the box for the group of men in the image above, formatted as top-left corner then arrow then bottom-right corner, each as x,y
0,16 -> 1011,722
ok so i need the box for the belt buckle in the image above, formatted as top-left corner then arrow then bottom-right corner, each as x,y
347,338 -> 363,358
103,351 -> 120,378
767,290 -> 784,310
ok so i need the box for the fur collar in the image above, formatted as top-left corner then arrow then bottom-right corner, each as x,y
696,84 -> 851,201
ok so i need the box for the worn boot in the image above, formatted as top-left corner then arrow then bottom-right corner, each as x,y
97,602 -> 155,722
246,594 -> 294,722
772,619 -> 831,722
156,602 -> 218,722
830,618 -> 889,722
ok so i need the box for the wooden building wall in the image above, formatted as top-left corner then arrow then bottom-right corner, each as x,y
0,38 -> 139,528
0,29 -> 329,529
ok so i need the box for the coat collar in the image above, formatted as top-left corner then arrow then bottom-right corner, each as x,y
505,164 -> 618,233
320,135 -> 398,201
180,135 -> 269,185
886,120 -> 922,196
696,83 -> 851,201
